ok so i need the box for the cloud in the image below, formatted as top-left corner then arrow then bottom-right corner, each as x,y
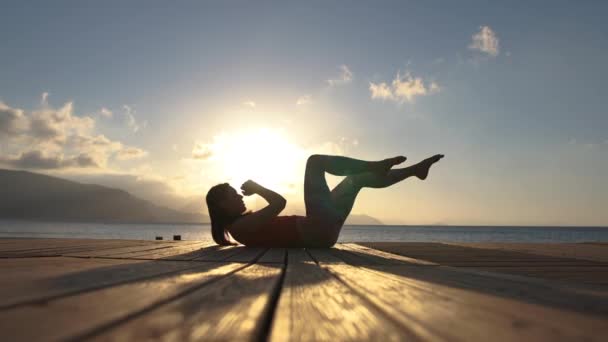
123,105 -> 146,132
41,92 -> 49,105
469,25 -> 499,57
296,95 -> 312,106
0,99 -> 147,171
99,107 -> 113,118
0,102 -> 27,138
192,142 -> 213,160
369,71 -> 440,103
369,82 -> 394,100
0,150 -> 100,169
429,82 -> 441,93
242,101 -> 256,108
327,64 -> 353,86
117,147 -> 148,160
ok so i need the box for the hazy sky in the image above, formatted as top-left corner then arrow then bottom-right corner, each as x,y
1,1 -> 607,225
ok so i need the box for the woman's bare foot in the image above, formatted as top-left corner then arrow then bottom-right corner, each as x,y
414,154 -> 444,180
372,156 -> 407,173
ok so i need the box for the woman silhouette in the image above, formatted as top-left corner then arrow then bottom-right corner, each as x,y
206,154 -> 443,247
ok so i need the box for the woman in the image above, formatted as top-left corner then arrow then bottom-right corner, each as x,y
206,153 -> 444,247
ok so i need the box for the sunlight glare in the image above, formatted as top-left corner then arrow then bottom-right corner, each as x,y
207,128 -> 305,194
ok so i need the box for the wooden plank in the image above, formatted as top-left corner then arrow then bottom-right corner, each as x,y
258,248 -> 286,263
448,242 -> 608,263
65,241 -> 180,258
357,242 -> 608,286
270,248 -> 411,341
126,241 -> 216,260
101,241 -> 208,259
336,243 -> 437,266
88,264 -> 283,341
224,247 -> 267,263
0,239 -> 129,252
190,245 -> 246,261
0,257 -> 205,309
309,248 -> 608,342
0,262 -> 247,342
348,244 -> 608,311
0,240 -> 151,257
358,242 -> 608,265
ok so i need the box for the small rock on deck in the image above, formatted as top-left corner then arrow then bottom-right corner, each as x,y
1,238 -> 607,341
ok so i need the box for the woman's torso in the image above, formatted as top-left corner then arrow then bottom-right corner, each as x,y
229,215 -> 304,247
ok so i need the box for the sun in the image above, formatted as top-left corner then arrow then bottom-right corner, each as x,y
204,128 -> 306,194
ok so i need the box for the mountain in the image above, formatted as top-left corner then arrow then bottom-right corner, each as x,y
344,214 -> 383,225
0,169 -> 208,223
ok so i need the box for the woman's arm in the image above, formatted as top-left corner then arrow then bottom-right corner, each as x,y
230,180 -> 286,233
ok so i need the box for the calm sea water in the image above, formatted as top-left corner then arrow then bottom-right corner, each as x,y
1,220 -> 607,243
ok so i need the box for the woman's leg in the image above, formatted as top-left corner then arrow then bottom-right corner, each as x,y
330,154 -> 444,221
303,154 -> 406,218
300,154 -> 405,246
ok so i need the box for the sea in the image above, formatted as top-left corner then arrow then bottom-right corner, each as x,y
1,220 -> 607,243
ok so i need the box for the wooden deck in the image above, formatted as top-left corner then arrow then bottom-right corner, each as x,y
1,239 -> 607,341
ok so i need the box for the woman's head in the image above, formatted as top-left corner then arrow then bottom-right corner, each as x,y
206,183 -> 246,245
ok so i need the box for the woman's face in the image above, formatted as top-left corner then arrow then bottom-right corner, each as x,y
218,185 -> 247,216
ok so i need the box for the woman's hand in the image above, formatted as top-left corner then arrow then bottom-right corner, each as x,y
240,180 -> 261,196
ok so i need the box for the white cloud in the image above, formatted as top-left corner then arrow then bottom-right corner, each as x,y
369,82 -> 393,100
0,150 -> 100,169
327,64 -> 353,86
41,92 -> 49,106
117,146 -> 148,160
0,99 -> 147,170
0,102 -> 27,138
469,25 -> 499,57
429,82 -> 441,93
296,95 -> 312,106
243,101 -> 256,108
100,107 -> 113,118
192,142 -> 213,160
123,105 -> 146,132
370,71 -> 440,103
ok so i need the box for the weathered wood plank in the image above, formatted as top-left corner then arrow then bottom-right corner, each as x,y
0,239 -> 139,252
127,241 -> 216,260
190,245 -> 246,261
336,243 -> 437,266
99,241 -> 210,259
349,244 -> 608,309
64,241 -> 183,258
0,239 -> 152,257
258,248 -> 285,263
0,262 -> 246,342
224,247 -> 267,263
0,257 -> 205,309
448,242 -> 608,262
309,248 -> 608,342
89,264 -> 283,341
358,242 -> 608,265
270,248 -> 410,341
357,242 -> 608,286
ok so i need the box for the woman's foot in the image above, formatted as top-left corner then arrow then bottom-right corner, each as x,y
414,154 -> 444,180
372,156 -> 407,173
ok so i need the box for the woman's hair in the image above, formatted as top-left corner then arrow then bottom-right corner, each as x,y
206,183 -> 239,246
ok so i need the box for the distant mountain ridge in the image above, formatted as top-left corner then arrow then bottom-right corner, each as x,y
0,169 -> 208,223
344,214 -> 383,225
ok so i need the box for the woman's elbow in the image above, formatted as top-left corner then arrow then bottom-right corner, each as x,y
278,198 -> 287,210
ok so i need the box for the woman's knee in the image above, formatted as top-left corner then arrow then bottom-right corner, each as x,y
306,154 -> 325,169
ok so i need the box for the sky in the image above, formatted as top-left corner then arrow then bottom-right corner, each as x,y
1,1 -> 607,225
